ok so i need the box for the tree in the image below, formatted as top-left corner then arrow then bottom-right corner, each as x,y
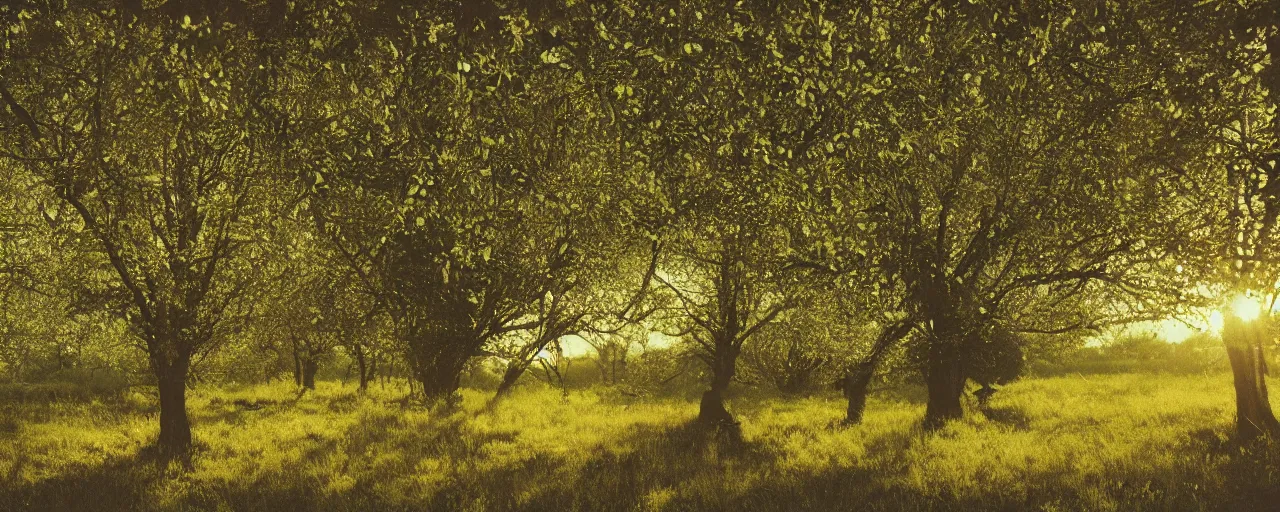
262,254 -> 342,391
840,319 -> 916,424
1143,0 -> 1280,439
1,7 -> 268,452
612,0 -> 845,427
0,161 -> 61,382
807,1 -> 1194,427
1211,5 -> 1280,441
274,1 -> 639,406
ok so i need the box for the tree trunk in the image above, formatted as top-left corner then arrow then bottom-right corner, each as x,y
843,362 -> 876,425
494,359 -> 532,400
417,359 -> 466,406
354,344 -> 369,393
1223,313 -> 1280,440
844,319 -> 914,424
301,357 -> 318,390
699,388 -> 733,423
924,339 -> 965,428
698,343 -> 738,425
400,315 -> 480,407
292,346 -> 302,387
155,355 -> 192,454
410,336 -> 474,407
615,352 -> 627,384
596,344 -> 628,385
493,337 -> 556,401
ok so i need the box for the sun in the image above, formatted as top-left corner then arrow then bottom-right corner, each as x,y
1229,293 -> 1264,323
1203,293 -> 1267,334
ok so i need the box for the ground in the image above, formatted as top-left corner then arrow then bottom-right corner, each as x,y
1,373 -> 1278,511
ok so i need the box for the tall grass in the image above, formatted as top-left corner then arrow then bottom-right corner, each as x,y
1,373 -> 1277,511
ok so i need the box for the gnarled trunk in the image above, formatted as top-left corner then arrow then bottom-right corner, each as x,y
698,343 -> 738,425
406,329 -> 478,407
1223,313 -> 1279,440
843,362 -> 876,425
289,334 -> 319,390
415,357 -> 467,405
924,339 -> 965,428
493,337 -> 556,401
494,360 -> 532,400
843,319 -> 914,424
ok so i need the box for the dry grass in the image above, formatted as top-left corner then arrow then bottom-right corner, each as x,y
1,373 -> 1278,511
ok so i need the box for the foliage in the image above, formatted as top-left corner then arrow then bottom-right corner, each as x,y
2,0 -> 1280,455
963,327 -> 1026,388
739,303 -> 871,395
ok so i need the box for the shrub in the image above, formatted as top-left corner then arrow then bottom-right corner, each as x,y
738,312 -> 871,396
621,346 -> 702,397
47,367 -> 132,396
461,357 -> 505,390
1105,332 -> 1173,360
964,327 -> 1025,387
1031,331 -> 1229,376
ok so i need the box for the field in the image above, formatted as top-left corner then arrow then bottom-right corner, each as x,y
1,373 -> 1278,511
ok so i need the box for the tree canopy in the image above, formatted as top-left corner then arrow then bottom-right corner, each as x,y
2,0 -> 1279,452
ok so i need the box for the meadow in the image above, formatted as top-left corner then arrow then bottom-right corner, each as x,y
1,373 -> 1278,511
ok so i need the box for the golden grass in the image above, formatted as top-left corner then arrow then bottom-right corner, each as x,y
1,373 -> 1277,511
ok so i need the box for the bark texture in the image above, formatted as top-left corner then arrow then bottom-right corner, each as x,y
1223,313 -> 1279,440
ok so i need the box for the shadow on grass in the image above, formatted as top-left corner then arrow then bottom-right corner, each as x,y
0,445 -> 178,512
443,419 -> 770,511
187,414 -> 779,511
1183,427 -> 1280,512
872,383 -> 929,406
726,420 -> 1280,512
178,408 -> 528,511
191,401 -> 297,427
978,405 -> 1033,431
5,395 -> 1280,512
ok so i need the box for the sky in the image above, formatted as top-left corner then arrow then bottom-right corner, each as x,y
1131,318 -> 1209,344
544,331 -> 680,359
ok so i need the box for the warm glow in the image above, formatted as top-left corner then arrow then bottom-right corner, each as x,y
1153,319 -> 1197,343
1208,311 -> 1225,333
1230,294 -> 1264,323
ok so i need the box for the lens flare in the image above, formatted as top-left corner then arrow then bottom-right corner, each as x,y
1230,294 -> 1264,323
1208,311 -> 1225,333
